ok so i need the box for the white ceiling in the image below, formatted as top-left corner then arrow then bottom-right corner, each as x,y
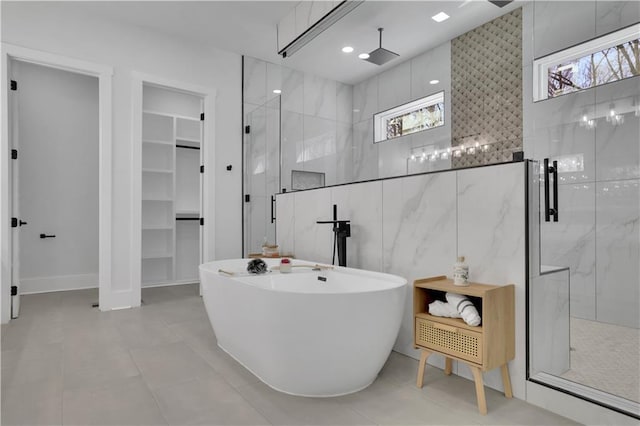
66,0 -> 523,85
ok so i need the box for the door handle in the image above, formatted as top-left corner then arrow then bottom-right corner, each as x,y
270,195 -> 276,224
543,158 -> 559,222
19,220 -> 27,226
40,234 -> 56,239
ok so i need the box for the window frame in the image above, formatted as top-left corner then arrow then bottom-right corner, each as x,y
533,23 -> 640,102
373,91 -> 445,143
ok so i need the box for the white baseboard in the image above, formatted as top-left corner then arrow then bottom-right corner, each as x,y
20,273 -> 98,294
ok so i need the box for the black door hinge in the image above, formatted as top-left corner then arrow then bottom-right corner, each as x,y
244,125 -> 250,134
199,218 -> 204,226
11,286 -> 17,296
200,165 -> 204,173
245,194 -> 250,203
200,113 -> 205,121
10,80 -> 17,91
11,217 -> 17,228
11,149 -> 17,160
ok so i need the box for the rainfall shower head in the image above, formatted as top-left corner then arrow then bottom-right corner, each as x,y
363,28 -> 399,66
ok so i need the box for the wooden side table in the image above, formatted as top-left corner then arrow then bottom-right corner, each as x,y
414,275 -> 515,415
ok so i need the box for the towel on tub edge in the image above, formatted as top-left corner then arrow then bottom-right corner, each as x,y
445,292 -> 482,326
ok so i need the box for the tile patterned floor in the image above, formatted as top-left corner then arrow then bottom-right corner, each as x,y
562,317 -> 640,403
1,285 -> 578,425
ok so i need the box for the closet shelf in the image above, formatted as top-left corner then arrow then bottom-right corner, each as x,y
143,139 -> 174,146
143,109 -> 200,121
142,197 -> 173,202
142,168 -> 173,174
176,136 -> 201,144
142,253 -> 174,260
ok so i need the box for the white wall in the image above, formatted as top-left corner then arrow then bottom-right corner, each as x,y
1,2 -> 242,312
14,60 -> 99,293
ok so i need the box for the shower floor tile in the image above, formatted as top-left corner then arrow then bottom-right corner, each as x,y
561,317 -> 640,403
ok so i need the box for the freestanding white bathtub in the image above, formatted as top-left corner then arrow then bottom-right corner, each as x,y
199,259 -> 407,397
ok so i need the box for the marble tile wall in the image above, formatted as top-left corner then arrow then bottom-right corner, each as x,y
530,268 -> 570,377
276,161 -> 527,399
351,42 -> 453,180
244,56 -> 352,253
524,1 -> 640,329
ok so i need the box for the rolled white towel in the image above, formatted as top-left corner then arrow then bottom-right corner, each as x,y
428,300 -> 461,318
445,292 -> 481,326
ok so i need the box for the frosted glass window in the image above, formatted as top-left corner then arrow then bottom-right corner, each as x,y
374,92 -> 444,143
534,24 -> 639,101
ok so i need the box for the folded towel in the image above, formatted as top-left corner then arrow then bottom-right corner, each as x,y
445,292 -> 481,326
428,300 -> 461,318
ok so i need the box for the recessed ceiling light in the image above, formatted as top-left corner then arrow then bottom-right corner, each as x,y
432,12 -> 450,23
358,53 -> 370,59
273,89 -> 281,94
429,79 -> 439,85
342,46 -> 354,53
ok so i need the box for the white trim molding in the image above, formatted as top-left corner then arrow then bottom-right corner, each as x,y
0,43 -> 113,321
533,24 -> 640,102
130,71 -> 216,310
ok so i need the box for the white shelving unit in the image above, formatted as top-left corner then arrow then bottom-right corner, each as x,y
141,86 -> 203,287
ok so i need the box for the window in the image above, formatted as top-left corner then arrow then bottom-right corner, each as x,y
534,24 -> 639,101
373,92 -> 444,143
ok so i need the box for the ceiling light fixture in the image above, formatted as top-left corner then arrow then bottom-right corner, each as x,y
429,79 -> 440,85
342,46 -> 354,53
363,28 -> 399,66
432,12 -> 450,23
273,89 -> 282,94
358,53 -> 370,59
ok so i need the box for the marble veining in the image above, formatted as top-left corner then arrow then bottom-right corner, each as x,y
303,74 -> 336,120
281,67 -> 304,114
541,183 -> 597,321
595,179 -> 640,328
530,269 -> 570,376
382,172 -> 457,369
595,0 -> 640,37
352,76 -> 378,124
331,181 -> 383,272
378,61 -> 411,112
532,0 -> 596,59
243,56 -> 266,107
352,119 -> 378,182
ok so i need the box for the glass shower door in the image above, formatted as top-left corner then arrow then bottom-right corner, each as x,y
528,37 -> 640,418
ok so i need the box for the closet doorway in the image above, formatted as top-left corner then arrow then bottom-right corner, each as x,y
136,82 -> 205,301
8,59 -> 100,317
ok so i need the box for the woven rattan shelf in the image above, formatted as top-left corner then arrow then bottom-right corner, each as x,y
414,275 -> 515,415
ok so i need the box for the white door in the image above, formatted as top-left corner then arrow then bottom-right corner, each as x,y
12,60 -> 99,299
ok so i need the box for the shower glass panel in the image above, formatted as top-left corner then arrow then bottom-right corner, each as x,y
243,79 -> 280,255
528,1 -> 639,418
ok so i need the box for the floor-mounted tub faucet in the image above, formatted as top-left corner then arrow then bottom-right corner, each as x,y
316,204 -> 350,267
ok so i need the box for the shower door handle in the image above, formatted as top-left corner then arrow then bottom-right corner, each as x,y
270,195 -> 276,224
544,158 -> 559,222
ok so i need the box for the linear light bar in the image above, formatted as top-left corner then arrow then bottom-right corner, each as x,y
278,0 -> 364,58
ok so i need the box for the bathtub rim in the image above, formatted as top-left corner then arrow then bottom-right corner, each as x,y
199,258 -> 408,295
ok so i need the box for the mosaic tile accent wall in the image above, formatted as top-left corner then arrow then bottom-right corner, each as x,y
451,8 -> 522,168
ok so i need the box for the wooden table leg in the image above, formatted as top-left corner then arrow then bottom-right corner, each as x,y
501,363 -> 513,398
444,357 -> 453,376
416,349 -> 431,388
469,365 -> 487,415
